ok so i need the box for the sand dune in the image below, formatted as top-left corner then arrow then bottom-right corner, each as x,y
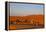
8,15 -> 44,30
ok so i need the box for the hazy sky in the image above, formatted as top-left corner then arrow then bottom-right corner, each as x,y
8,3 -> 44,16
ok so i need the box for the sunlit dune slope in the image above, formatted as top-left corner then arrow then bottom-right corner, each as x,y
9,15 -> 44,24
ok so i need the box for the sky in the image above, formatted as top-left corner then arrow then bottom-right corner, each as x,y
8,3 -> 44,16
